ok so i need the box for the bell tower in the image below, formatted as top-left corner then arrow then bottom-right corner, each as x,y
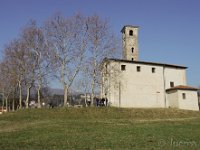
121,25 -> 139,61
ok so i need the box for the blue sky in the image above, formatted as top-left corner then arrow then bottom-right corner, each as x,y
0,0 -> 200,87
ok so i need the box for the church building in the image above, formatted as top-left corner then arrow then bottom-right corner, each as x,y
101,25 -> 199,111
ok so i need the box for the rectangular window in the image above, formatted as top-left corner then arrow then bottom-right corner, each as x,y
137,66 -> 141,72
152,67 -> 155,73
182,93 -> 186,99
170,82 -> 174,88
121,65 -> 126,71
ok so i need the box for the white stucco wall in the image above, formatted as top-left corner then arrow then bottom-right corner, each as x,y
101,60 -> 190,109
167,91 -> 179,108
164,67 -> 187,89
178,90 -> 199,111
164,67 -> 187,107
119,63 -> 165,108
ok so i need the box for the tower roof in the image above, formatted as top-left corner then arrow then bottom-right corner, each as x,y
121,25 -> 139,33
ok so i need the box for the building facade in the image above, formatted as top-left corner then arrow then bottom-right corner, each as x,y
101,25 -> 199,111
166,86 -> 199,110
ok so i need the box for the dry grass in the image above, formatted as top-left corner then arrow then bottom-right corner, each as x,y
0,107 -> 200,149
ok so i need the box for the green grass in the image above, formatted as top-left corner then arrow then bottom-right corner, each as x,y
0,107 -> 200,150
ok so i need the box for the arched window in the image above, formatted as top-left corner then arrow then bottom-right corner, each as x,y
131,47 -> 134,53
132,58 -> 134,61
129,30 -> 133,36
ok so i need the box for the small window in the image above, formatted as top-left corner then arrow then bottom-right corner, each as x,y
131,58 -> 134,61
152,67 -> 155,73
131,47 -> 134,53
170,82 -> 174,88
129,30 -> 133,36
137,66 -> 141,72
182,93 -> 186,99
121,65 -> 126,71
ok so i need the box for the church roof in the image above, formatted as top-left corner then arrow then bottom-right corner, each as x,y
166,85 -> 199,91
104,58 -> 187,69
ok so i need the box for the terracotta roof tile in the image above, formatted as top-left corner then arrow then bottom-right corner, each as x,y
166,85 -> 199,91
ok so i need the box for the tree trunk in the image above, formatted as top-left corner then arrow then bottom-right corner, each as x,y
12,98 -> 15,111
91,79 -> 95,106
2,97 -> 4,113
5,97 -> 8,112
85,93 -> 88,107
8,99 -> 10,112
91,67 -> 96,106
91,58 -> 97,106
26,86 -> 31,109
37,69 -> 43,108
37,85 -> 41,108
64,85 -> 68,107
18,80 -> 22,109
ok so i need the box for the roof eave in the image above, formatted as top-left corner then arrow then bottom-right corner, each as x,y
104,58 -> 187,69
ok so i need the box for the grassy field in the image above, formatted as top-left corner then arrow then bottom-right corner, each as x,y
0,107 -> 200,150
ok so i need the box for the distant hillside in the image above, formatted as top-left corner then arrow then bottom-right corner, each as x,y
49,88 -> 64,95
46,88 -> 83,96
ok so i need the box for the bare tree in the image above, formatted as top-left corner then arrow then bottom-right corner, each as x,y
3,39 -> 27,109
20,21 -> 49,108
198,87 -> 200,108
3,37 -> 38,109
0,66 -> 5,112
0,13 -> 119,109
86,15 -> 118,105
75,61 -> 91,107
0,61 -> 17,112
44,13 -> 88,106
2,21 -> 49,109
